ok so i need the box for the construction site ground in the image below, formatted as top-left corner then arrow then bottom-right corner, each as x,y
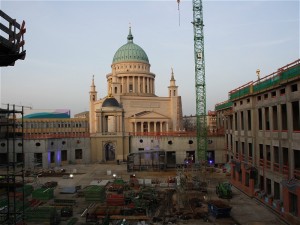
24,163 -> 288,225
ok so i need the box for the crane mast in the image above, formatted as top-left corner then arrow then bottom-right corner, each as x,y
192,0 -> 207,164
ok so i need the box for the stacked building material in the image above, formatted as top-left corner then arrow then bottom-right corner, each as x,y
32,188 -> 54,201
106,193 -> 125,206
93,206 -> 122,216
107,178 -> 130,193
25,206 -> 59,225
84,185 -> 106,202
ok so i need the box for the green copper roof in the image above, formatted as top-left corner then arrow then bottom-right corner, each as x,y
112,27 -> 149,64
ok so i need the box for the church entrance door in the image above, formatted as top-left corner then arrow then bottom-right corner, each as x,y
104,142 -> 115,161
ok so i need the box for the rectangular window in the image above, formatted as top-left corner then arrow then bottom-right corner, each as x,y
291,83 -> 298,92
34,153 -> 43,167
290,192 -> 298,216
280,88 -> 285,95
235,141 -> 239,157
241,142 -> 245,155
274,182 -> 280,200
258,108 -> 262,130
292,101 -> 300,130
247,110 -> 251,130
239,171 -> 242,182
274,146 -> 279,163
61,150 -> 67,161
281,104 -> 288,130
16,153 -> 23,163
241,111 -> 244,130
266,178 -> 272,195
283,147 -> 289,166
266,145 -> 271,161
235,113 -> 238,130
259,144 -> 264,159
265,107 -> 270,130
272,106 -> 278,130
75,149 -> 82,159
260,175 -> 264,190
294,150 -> 300,169
271,91 -> 276,97
257,96 -> 261,101
248,143 -> 253,158
245,172 -> 250,187
50,151 -> 55,163
264,93 -> 268,99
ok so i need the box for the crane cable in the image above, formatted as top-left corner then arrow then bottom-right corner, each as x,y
177,0 -> 181,26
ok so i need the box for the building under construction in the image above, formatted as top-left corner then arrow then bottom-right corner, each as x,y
215,59 -> 300,224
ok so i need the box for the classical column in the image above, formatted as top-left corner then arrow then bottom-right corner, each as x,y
166,122 -> 169,133
143,77 -> 145,93
147,77 -> 150,93
127,76 -> 130,93
99,112 -> 103,133
134,122 -> 137,134
95,114 -> 99,133
148,122 -> 150,133
154,121 -> 157,133
138,76 -> 141,93
153,78 -> 155,94
114,116 -> 117,132
160,122 -> 163,133
133,76 -> 136,93
121,77 -> 124,94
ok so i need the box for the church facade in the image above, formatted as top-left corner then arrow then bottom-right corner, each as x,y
89,28 -> 183,163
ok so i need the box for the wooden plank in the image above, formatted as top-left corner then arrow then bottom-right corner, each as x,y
0,23 -> 14,36
104,215 -> 150,220
0,10 -> 20,29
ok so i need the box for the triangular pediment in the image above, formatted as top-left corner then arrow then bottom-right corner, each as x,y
130,111 -> 168,119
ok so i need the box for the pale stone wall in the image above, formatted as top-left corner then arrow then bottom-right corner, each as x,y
130,135 -> 225,165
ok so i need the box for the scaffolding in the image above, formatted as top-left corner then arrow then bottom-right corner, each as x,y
0,10 -> 26,66
0,104 -> 25,225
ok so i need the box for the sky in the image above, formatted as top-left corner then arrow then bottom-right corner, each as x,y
0,0 -> 299,117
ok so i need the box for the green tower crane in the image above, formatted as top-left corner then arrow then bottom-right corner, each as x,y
177,0 -> 207,165
192,0 -> 207,165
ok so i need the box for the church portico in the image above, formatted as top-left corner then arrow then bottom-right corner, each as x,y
130,120 -> 169,134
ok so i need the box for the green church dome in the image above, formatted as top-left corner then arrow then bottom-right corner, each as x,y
112,28 -> 149,64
